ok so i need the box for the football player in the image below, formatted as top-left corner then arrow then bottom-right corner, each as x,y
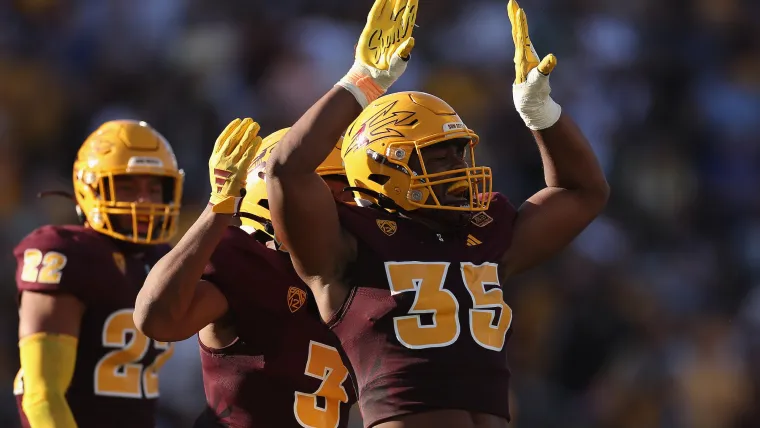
265,1 -> 610,428
13,120 -> 184,428
133,119 -> 356,428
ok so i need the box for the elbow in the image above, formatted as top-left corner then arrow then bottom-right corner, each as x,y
132,299 -> 178,342
132,301 -> 157,337
265,133 -> 307,181
134,313 -> 180,342
588,179 -> 610,214
265,132 -> 289,178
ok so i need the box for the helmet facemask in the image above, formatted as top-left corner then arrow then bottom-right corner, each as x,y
75,170 -> 182,244
350,136 -> 493,214
398,138 -> 491,211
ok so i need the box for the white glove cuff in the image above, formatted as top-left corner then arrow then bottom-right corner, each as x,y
336,62 -> 387,109
336,54 -> 411,109
513,68 -> 562,130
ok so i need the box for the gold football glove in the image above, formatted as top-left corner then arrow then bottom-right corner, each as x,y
337,0 -> 418,108
508,0 -> 561,130
209,118 -> 262,214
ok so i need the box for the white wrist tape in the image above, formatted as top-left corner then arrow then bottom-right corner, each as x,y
513,67 -> 562,130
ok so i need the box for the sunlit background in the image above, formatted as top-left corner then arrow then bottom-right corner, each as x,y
1,0 -> 760,426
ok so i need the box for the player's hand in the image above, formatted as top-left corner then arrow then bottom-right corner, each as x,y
508,0 -> 561,130
336,0 -> 418,108
208,118 -> 262,214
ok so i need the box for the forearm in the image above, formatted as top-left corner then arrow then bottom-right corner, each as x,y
532,114 -> 609,200
268,87 -> 362,178
20,333 -> 78,428
135,205 -> 231,333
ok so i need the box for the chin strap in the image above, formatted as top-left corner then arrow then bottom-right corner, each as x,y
343,186 -> 412,217
237,212 -> 275,236
37,190 -> 75,201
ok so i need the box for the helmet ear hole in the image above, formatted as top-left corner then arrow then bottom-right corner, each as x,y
368,174 -> 390,185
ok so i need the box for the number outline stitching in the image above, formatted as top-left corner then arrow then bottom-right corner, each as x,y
461,262 -> 512,351
385,261 -> 461,350
21,249 -> 68,284
38,251 -> 67,284
385,261 -> 513,351
94,309 -> 150,398
293,340 -> 350,428
93,309 -> 174,399
142,340 -> 174,399
20,249 -> 43,282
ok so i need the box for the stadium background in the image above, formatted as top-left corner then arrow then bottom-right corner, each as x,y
1,0 -> 759,426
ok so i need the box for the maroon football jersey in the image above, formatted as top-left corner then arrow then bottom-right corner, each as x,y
331,193 -> 518,427
196,226 -> 356,428
13,225 -> 173,428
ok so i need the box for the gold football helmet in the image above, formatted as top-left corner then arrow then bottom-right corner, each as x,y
342,91 -> 492,212
72,120 -> 184,244
240,128 -> 345,236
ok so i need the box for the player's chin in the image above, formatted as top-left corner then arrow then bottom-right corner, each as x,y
115,216 -> 152,236
440,208 -> 472,227
415,206 -> 471,229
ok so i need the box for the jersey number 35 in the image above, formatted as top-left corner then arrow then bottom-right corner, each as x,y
386,261 -> 513,351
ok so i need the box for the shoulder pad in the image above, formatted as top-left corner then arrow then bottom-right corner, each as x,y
14,225 -> 108,302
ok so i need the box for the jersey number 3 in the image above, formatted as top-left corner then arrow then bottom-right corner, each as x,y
294,341 -> 350,428
94,309 -> 174,398
386,261 -> 513,351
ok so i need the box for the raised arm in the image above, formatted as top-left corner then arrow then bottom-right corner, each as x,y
134,119 -> 261,341
265,89 -> 359,282
266,0 -> 417,289
501,0 -> 609,278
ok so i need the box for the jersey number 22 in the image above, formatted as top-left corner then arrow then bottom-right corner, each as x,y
94,309 -> 174,399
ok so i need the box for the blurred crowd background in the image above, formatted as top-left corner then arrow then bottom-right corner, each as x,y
1,0 -> 759,427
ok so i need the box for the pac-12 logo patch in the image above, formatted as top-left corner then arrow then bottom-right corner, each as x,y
287,286 -> 307,313
376,219 -> 397,236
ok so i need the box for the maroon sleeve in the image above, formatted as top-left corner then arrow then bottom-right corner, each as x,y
13,226 -> 98,305
479,192 -> 518,254
490,192 -> 517,231
490,192 -> 517,222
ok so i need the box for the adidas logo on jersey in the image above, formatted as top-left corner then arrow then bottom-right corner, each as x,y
466,234 -> 482,247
